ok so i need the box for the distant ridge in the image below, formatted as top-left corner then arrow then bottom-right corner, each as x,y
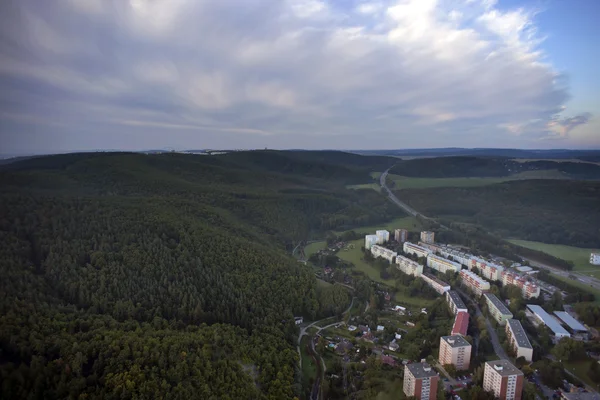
350,148 -> 600,160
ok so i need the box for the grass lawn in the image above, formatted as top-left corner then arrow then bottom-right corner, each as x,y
334,216 -> 423,236
346,183 -> 381,192
507,239 -> 600,278
317,278 -> 332,288
393,291 -> 434,308
300,336 -> 317,385
304,241 -> 326,258
386,170 -> 568,190
548,274 -> 600,304
565,360 -> 600,390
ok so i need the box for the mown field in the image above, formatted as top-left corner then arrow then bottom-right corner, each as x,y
387,169 -> 569,190
305,241 -> 327,257
333,216 -> 423,236
508,239 -> 600,279
346,182 -> 381,192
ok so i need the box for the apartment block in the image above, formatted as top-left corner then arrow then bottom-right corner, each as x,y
427,254 -> 462,274
483,360 -> 524,400
395,228 -> 408,243
451,311 -> 469,336
483,293 -> 513,326
460,269 -> 491,296
446,290 -> 468,315
421,273 -> 451,295
420,231 -> 435,244
471,258 -> 504,281
365,234 -> 378,250
375,230 -> 390,244
371,245 -> 397,263
501,271 -> 540,299
439,335 -> 472,371
404,362 -> 439,400
403,242 -> 432,259
590,253 -> 600,265
396,255 -> 423,277
505,319 -> 533,362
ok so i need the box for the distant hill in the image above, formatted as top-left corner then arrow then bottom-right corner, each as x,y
353,148 -> 600,160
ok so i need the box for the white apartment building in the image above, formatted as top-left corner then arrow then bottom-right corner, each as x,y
404,362 -> 439,400
439,335 -> 472,371
427,254 -> 461,274
472,258 -> 504,281
460,269 -> 491,296
365,234 -> 378,250
483,293 -> 513,326
395,228 -> 408,243
446,291 -> 468,315
420,231 -> 435,244
501,272 -> 540,299
505,319 -> 533,362
590,253 -> 600,265
396,255 -> 423,277
403,242 -> 432,259
483,360 -> 524,400
421,273 -> 451,295
375,230 -> 390,244
371,245 -> 397,264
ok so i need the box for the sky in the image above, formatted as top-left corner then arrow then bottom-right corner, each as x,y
0,0 -> 598,154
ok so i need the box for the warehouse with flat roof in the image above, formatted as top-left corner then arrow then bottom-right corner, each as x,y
526,305 -> 570,339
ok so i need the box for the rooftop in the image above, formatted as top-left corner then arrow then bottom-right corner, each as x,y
441,335 -> 471,348
446,290 -> 467,310
561,392 -> 600,400
485,360 -> 523,377
422,273 -> 450,287
406,362 -> 439,379
554,311 -> 588,332
506,319 -> 533,349
527,305 -> 571,337
484,293 -> 512,316
452,312 -> 470,336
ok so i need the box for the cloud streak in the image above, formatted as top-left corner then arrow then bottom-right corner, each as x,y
0,0 -> 593,152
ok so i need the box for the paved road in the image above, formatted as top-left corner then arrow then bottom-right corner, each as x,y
522,257 -> 600,293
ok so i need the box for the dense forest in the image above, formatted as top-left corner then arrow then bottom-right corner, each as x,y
388,156 -> 600,179
0,151 -> 402,399
397,180 -> 600,247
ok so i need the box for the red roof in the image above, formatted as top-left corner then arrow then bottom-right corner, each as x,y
451,311 -> 469,336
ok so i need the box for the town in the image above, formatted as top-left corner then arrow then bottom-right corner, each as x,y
299,228 -> 600,400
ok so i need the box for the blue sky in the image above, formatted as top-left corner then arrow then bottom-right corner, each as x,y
0,0 -> 597,154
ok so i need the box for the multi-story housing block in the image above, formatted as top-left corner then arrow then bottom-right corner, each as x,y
403,242 -> 432,259
427,254 -> 462,274
421,273 -> 451,295
483,360 -> 524,400
460,269 -> 491,296
471,258 -> 504,281
451,311 -> 469,336
446,290 -> 468,315
501,272 -> 540,299
404,362 -> 439,400
365,234 -> 378,250
396,255 -> 423,277
505,319 -> 533,362
420,231 -> 435,244
439,335 -> 472,371
375,230 -> 390,244
371,245 -> 397,263
395,228 -> 408,243
484,293 -> 513,325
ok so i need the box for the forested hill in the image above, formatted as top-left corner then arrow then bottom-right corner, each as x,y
388,156 -> 600,179
0,151 -> 400,399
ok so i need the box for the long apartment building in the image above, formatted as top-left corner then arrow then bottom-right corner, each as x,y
439,335 -> 472,371
483,360 -> 524,400
371,245 -> 397,263
395,228 -> 408,243
365,234 -> 378,250
404,362 -> 439,400
403,242 -> 432,259
420,231 -> 435,244
396,255 -> 423,277
484,293 -> 513,325
460,269 -> 491,296
427,254 -> 462,274
471,258 -> 504,281
421,273 -> 451,295
451,311 -> 469,336
446,290 -> 468,315
376,230 -> 390,244
501,272 -> 540,299
505,319 -> 533,362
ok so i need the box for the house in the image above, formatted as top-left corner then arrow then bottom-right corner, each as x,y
348,325 -> 357,332
294,317 -> 303,325
389,340 -> 400,351
377,325 -> 385,332
358,325 -> 370,333
381,355 -> 397,366
336,341 -> 354,354
394,305 -> 407,312
395,333 -> 402,340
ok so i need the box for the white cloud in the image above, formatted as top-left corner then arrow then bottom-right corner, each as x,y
0,0 -> 593,151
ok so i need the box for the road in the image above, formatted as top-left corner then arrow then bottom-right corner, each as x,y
522,257 -> 600,293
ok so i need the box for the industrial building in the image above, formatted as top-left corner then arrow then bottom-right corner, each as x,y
365,234 -> 378,250
420,231 -> 435,244
421,273 -> 451,295
505,319 -> 533,362
375,230 -> 390,244
395,228 -> 408,243
446,291 -> 468,315
404,362 -> 439,400
526,305 -> 570,339
451,311 -> 469,336
427,254 -> 462,274
396,255 -> 423,277
483,360 -> 524,400
460,269 -> 491,296
484,293 -> 513,325
554,311 -> 588,339
403,242 -> 432,259
371,245 -> 397,263
439,335 -> 472,371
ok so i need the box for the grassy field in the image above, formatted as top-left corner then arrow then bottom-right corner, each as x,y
394,291 -> 434,308
300,336 -> 317,388
548,274 -> 600,304
565,360 -> 600,390
316,278 -> 332,288
334,216 -> 423,236
508,239 -> 600,278
386,170 -> 569,190
304,241 -> 327,257
346,182 -> 381,192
